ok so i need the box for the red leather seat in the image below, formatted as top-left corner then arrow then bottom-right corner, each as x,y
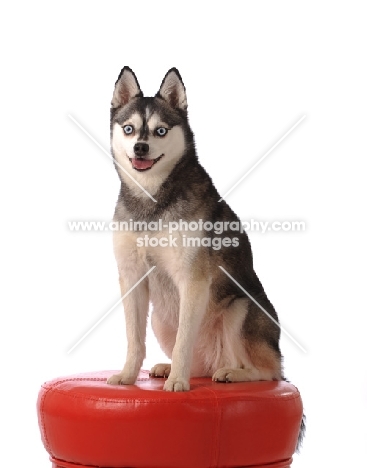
37,370 -> 303,468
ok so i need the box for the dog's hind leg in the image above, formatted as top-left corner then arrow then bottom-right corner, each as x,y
150,363 -> 171,378
212,343 -> 282,382
213,298 -> 282,383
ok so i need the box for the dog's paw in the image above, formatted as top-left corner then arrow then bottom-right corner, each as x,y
163,377 -> 190,392
212,367 -> 249,383
106,372 -> 136,385
149,363 -> 171,378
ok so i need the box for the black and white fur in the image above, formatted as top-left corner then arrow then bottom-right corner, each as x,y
107,66 -> 305,448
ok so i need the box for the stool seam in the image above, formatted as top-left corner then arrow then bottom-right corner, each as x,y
44,387 -> 225,404
40,379 -> 70,457
203,385 -> 222,468
42,377 -> 298,393
41,375 -> 151,387
45,386 -> 300,404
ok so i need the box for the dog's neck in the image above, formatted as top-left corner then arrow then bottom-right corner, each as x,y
115,148 -> 213,222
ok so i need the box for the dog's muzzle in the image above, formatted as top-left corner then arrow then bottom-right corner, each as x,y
129,142 -> 164,171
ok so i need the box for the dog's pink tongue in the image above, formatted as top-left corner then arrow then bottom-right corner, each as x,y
132,158 -> 154,170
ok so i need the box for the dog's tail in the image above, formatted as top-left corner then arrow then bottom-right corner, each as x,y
296,412 -> 306,453
282,376 -> 306,452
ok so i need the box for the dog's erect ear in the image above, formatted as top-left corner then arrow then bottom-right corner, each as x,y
111,66 -> 143,108
156,68 -> 187,111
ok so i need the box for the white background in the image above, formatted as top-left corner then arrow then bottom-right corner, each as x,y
1,1 -> 367,466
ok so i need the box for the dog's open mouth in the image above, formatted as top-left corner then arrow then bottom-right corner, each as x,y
129,154 -> 164,172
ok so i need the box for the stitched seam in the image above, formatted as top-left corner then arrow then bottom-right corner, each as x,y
203,386 -> 221,468
50,455 -> 98,468
45,387 -> 223,404
41,375 -> 150,385
42,377 -> 299,400
235,457 -> 293,468
46,385 -> 300,404
40,379 -> 70,456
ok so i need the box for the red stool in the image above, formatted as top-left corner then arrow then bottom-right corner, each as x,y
37,370 -> 303,468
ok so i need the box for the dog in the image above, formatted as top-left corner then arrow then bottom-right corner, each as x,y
107,65 -> 289,390
106,66 -> 305,447
105,66 -> 305,447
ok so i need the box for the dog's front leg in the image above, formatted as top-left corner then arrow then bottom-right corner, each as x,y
164,279 -> 210,392
107,268 -> 149,385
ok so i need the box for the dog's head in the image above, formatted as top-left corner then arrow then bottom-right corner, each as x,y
110,67 -> 193,192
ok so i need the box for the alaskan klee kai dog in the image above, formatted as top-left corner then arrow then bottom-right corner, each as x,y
106,66 -> 304,445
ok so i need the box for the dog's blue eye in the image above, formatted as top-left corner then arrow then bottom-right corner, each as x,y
156,127 -> 167,137
123,125 -> 134,135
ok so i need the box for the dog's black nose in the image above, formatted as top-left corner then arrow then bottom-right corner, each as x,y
134,142 -> 149,157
